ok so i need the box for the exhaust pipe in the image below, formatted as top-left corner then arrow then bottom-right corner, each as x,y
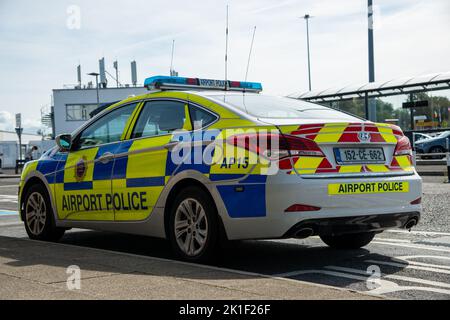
404,218 -> 418,230
294,227 -> 314,239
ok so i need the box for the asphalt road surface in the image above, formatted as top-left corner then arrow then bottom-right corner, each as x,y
1,176 -> 449,300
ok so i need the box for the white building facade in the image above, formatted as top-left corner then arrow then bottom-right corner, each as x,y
52,86 -> 148,135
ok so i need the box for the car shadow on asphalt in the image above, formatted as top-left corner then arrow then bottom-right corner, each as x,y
0,229 -> 408,289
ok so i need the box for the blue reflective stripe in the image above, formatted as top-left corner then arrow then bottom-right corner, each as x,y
64,182 -> 93,191
210,174 -> 245,181
37,160 -> 59,175
112,140 -> 133,179
217,184 -> 266,218
239,175 -> 267,184
126,177 -> 165,188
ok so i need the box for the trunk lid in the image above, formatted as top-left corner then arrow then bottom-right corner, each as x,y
272,121 -> 414,177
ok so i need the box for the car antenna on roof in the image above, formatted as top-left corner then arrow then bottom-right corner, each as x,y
224,5 -> 229,91
245,26 -> 256,83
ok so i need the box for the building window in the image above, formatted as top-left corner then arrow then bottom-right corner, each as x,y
66,104 -> 99,121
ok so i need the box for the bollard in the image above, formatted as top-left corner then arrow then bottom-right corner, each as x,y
412,132 -> 417,167
446,137 -> 450,183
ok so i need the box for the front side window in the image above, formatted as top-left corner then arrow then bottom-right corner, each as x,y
132,100 -> 187,139
74,103 -> 137,149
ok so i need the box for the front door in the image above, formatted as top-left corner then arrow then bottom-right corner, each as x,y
54,103 -> 138,221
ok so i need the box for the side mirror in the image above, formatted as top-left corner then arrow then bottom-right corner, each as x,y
56,134 -> 72,151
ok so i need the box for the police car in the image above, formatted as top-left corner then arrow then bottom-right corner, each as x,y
19,75 -> 422,261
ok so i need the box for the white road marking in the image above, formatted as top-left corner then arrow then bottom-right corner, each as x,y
326,266 -> 450,290
386,229 -> 450,237
275,268 -> 450,296
0,222 -> 23,227
372,241 -> 450,253
365,259 -> 450,275
374,237 -> 410,243
396,255 -> 450,261
0,195 -> 18,204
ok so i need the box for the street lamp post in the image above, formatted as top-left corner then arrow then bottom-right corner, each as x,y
303,14 -> 312,91
88,72 -> 100,109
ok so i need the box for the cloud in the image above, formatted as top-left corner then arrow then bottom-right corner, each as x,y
0,0 -> 449,128
0,110 -> 42,134
0,111 -> 13,131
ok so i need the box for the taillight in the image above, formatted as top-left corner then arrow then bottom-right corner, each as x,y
285,204 -> 321,212
227,133 -> 324,159
394,136 -> 412,156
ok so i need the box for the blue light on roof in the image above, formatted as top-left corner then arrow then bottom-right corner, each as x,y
144,75 -> 263,92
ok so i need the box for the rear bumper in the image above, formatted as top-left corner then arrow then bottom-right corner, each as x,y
283,211 -> 420,238
220,171 -> 422,240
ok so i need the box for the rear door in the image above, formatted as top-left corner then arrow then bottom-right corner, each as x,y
112,99 -> 192,221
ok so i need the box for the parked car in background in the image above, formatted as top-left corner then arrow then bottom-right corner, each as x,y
415,131 -> 450,159
413,133 -> 432,144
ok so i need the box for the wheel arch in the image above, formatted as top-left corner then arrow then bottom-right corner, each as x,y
163,177 -> 228,242
20,174 -> 55,222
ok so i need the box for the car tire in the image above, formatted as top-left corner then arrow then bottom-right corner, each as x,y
320,232 -> 375,249
168,186 -> 219,262
23,184 -> 65,241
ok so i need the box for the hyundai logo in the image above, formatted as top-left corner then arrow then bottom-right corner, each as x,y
358,132 -> 371,142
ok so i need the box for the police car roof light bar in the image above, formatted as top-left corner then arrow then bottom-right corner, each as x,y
144,75 -> 263,93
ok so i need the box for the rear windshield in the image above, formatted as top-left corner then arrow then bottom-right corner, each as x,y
210,94 -> 359,120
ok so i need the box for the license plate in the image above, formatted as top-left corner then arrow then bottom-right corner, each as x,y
334,147 -> 385,164
328,182 -> 409,195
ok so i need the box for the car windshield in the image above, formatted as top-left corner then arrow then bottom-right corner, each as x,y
209,94 -> 360,120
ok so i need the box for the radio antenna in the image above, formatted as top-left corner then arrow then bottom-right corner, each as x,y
170,39 -> 175,76
245,26 -> 256,82
224,5 -> 229,90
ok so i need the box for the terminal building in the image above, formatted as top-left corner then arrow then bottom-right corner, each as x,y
52,86 -> 147,135
45,59 -> 148,136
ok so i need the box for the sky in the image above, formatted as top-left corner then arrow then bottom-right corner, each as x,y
0,0 -> 449,133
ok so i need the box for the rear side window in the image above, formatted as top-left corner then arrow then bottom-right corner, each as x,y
210,94 -> 359,120
132,100 -> 187,139
189,105 -> 217,130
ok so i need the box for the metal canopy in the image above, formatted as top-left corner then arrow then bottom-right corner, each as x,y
289,71 -> 450,102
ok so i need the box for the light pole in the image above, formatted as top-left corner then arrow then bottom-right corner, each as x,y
367,0 -> 376,121
303,14 -> 313,91
88,72 -> 100,109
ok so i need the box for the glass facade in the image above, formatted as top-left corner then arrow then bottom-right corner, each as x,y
66,104 -> 99,121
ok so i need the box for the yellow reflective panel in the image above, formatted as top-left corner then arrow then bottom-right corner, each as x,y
188,93 -> 241,118
126,136 -> 171,179
63,148 -> 98,183
113,135 -> 172,221
395,156 -> 414,171
338,165 -> 362,173
58,147 -> 114,221
366,164 -> 389,172
210,119 -> 255,129
293,157 -> 324,174
278,125 -> 299,134
55,180 -> 114,221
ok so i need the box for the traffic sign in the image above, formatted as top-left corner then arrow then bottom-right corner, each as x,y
15,113 -> 21,128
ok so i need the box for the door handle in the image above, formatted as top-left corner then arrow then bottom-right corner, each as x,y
164,141 -> 180,151
98,152 -> 114,164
